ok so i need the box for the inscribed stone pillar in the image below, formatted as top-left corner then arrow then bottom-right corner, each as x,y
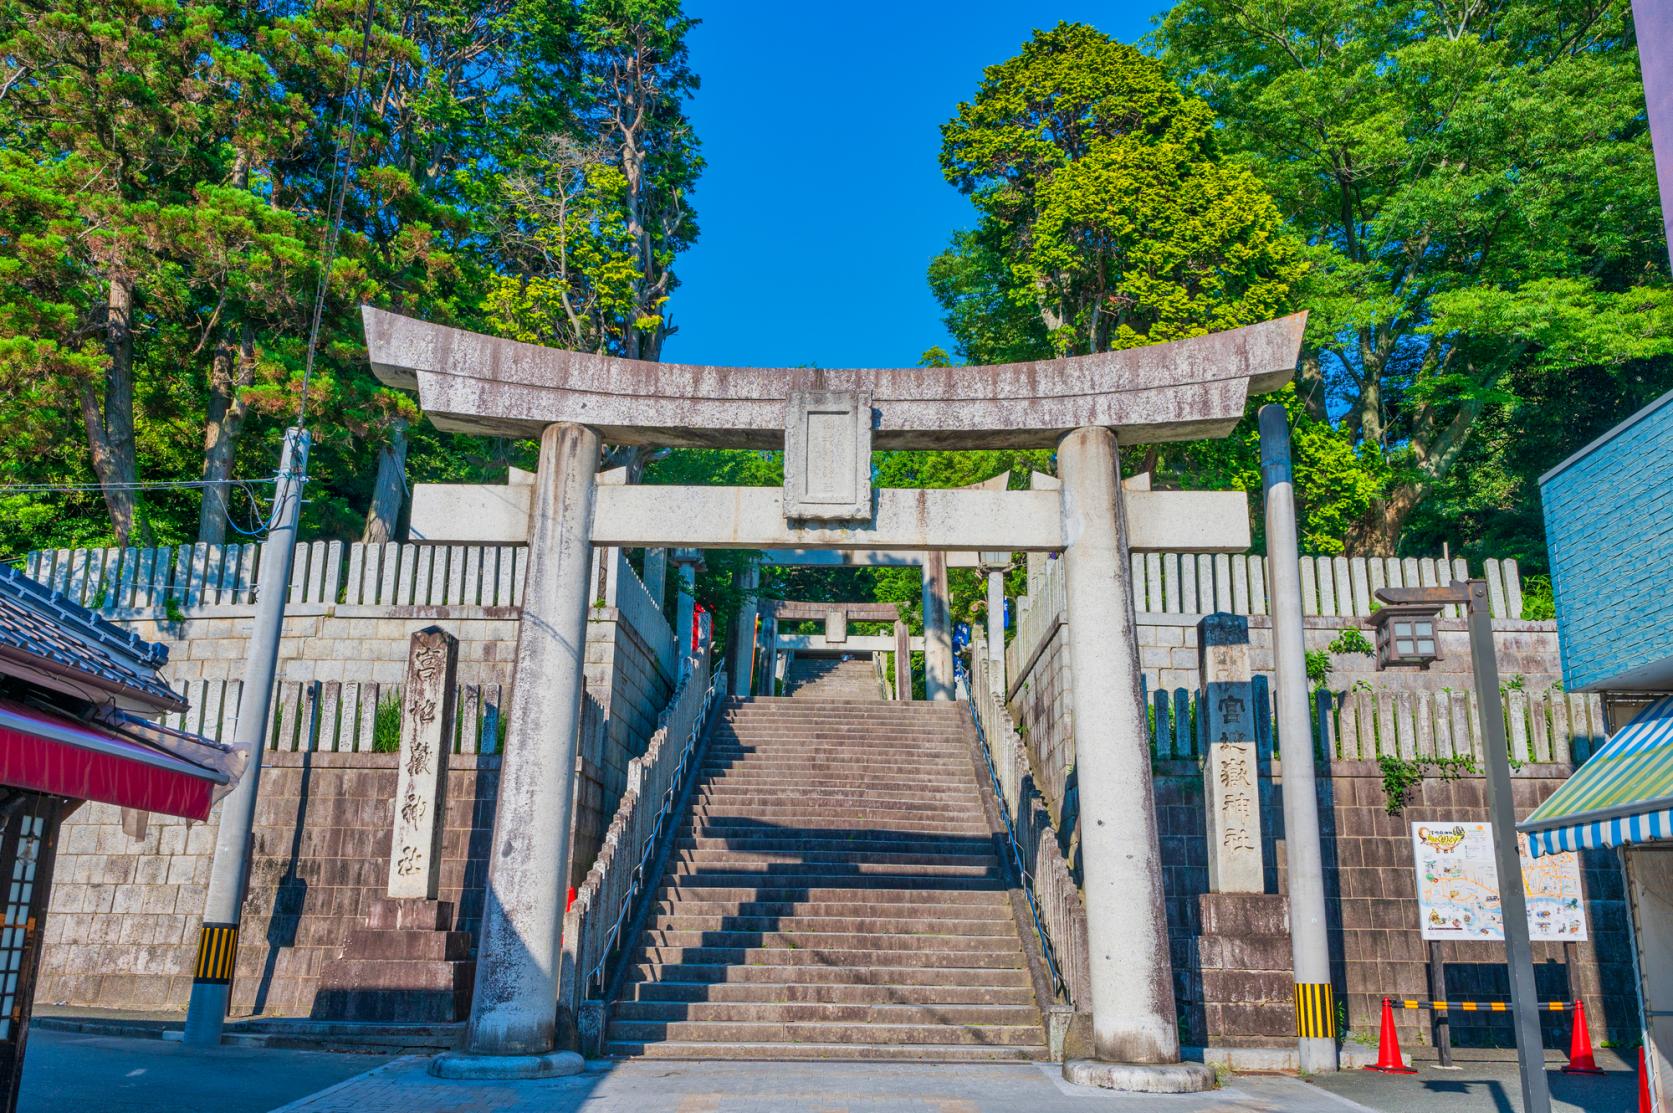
1055,427 -> 1188,1071
440,421 -> 598,1075
826,609 -> 847,645
922,552 -> 954,700
388,627 -> 458,900
1197,613 -> 1263,894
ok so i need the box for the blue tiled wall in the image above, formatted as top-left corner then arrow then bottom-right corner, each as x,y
1542,392 -> 1673,690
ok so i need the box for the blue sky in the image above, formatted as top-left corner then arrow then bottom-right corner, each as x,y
661,2 -> 1171,370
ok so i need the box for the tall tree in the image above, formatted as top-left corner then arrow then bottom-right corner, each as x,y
1153,0 -> 1673,552
937,22 -> 1305,358
0,0 -> 252,544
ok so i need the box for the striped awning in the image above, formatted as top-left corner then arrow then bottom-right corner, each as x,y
1521,696 -> 1673,858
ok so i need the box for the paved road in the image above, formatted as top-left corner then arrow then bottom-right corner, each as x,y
274,1057 -> 1380,1113
16,1030 -> 389,1113
1311,1061 -> 1637,1113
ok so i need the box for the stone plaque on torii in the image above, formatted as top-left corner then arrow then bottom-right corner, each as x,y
362,304 -> 1305,1087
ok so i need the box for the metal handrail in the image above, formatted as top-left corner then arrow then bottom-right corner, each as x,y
584,668 -> 723,996
957,673 -> 1067,999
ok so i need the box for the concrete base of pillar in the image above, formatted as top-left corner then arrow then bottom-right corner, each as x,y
1062,1059 -> 1217,1094
428,1050 -> 585,1080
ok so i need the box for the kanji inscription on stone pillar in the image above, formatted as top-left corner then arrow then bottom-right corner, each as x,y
387,626 -> 458,900
1199,612 -> 1264,893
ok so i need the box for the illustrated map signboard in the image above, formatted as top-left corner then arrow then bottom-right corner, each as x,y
1411,821 -> 1588,942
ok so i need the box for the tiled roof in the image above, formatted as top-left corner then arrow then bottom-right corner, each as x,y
0,564 -> 186,712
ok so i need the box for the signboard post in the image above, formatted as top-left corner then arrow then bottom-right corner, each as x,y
1411,820 -> 1588,1070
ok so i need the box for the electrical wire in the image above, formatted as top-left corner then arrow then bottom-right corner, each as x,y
0,478 -> 277,494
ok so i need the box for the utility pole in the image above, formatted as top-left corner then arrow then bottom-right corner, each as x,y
1465,579 -> 1553,1113
1375,579 -> 1553,1113
1259,405 -> 1340,1072
183,427 -> 309,1047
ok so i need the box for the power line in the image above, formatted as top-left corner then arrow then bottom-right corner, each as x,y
0,478 -> 277,494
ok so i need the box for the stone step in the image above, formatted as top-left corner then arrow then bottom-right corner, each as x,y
611,1001 -> 1042,1026
646,912 -> 1021,937
622,980 -> 1036,1006
640,929 -> 1024,955
696,772 -> 977,790
668,848 -> 998,870
668,859 -> 1001,882
606,1039 -> 1045,1062
686,812 -> 991,834
652,885 -> 1012,908
705,742 -> 970,758
648,898 -> 1015,922
623,962 -> 1034,990
631,945 -> 1025,971
675,834 -> 996,855
689,789 -> 983,806
604,1019 -> 1043,1047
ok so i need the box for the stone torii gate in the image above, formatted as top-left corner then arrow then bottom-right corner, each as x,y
362,306 -> 1304,1088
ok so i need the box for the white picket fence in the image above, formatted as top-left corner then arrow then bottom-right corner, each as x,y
161,676 -> 507,754
1141,677 -> 1605,766
1124,551 -> 1524,621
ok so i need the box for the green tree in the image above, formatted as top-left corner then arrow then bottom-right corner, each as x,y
937,21 -> 1306,357
1153,0 -> 1673,553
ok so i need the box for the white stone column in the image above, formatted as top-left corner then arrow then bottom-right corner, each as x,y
1260,404 -> 1339,1073
981,553 -> 1009,699
433,421 -> 598,1079
893,619 -> 912,700
642,548 -> 668,611
921,551 -> 954,700
672,548 -> 702,677
1056,427 -> 1208,1090
731,562 -> 760,697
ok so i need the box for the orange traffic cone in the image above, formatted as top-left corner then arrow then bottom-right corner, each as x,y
1364,997 -> 1418,1074
1562,999 -> 1604,1075
1641,1046 -> 1653,1113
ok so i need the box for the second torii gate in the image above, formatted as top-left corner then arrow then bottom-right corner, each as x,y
362,305 -> 1304,1090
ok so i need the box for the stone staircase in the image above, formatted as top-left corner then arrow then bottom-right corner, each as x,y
783,655 -> 881,700
606,695 -> 1049,1061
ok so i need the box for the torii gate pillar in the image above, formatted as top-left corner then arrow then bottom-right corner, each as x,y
921,552 -> 954,700
1057,428 -> 1209,1089
432,422 -> 597,1079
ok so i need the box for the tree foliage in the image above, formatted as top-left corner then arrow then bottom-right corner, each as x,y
0,0 -> 702,557
1153,0 -> 1673,557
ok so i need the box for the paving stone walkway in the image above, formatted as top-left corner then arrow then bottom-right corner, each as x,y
271,1057 -> 1380,1113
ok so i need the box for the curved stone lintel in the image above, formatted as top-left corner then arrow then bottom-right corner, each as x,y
1062,1058 -> 1218,1094
363,307 -> 1306,449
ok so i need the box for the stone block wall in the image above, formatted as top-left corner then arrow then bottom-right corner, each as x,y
40,603 -> 677,1015
39,752 -> 498,1016
1155,760 -> 1637,1052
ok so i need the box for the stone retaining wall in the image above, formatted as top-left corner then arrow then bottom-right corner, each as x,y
1153,761 -> 1636,1052
39,752 -> 498,1017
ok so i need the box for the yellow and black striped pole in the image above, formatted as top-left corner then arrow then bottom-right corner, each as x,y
1295,982 -> 1337,1040
192,923 -> 238,986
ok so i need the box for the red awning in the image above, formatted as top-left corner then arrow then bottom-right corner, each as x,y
0,699 -> 222,820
